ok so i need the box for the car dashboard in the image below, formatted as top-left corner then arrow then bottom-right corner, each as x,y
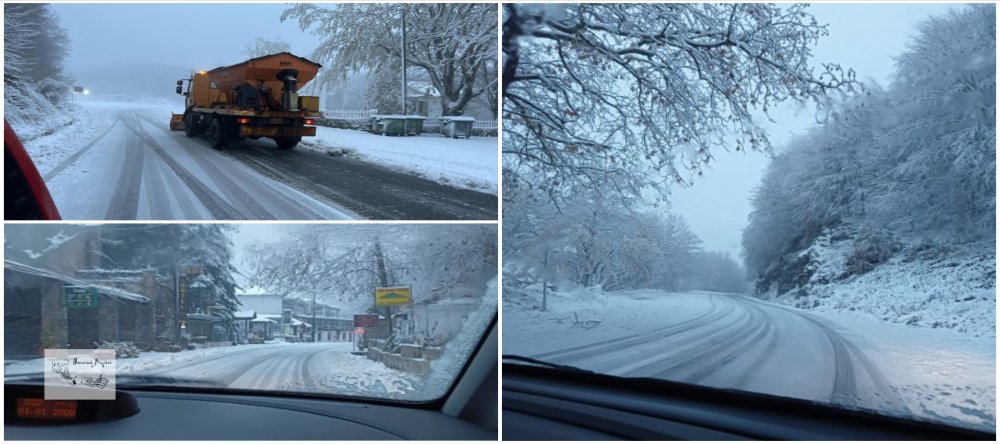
6,383 -> 495,440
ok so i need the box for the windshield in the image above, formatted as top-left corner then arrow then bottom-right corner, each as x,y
502,2 -> 995,434
5,223 -> 498,402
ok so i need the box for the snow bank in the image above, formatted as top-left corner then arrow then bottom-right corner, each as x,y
294,342 -> 419,397
17,100 -> 175,175
764,229 -> 995,339
301,126 -> 497,194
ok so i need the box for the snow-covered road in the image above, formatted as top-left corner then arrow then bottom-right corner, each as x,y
29,104 -> 497,220
132,342 -> 419,396
5,342 -> 421,397
504,290 -> 995,431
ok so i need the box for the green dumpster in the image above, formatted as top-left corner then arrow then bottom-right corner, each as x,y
440,116 -> 475,139
373,115 -> 406,136
403,116 -> 425,136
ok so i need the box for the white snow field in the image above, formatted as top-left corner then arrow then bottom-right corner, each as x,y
503,287 -> 995,432
301,126 -> 498,194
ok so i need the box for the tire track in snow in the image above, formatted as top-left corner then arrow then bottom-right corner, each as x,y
683,300 -> 774,384
140,144 -> 173,220
131,112 -> 276,220
118,113 -> 242,219
727,299 -> 781,389
44,114 -> 121,181
134,111 -> 334,220
805,316 -> 857,403
533,295 -> 726,363
634,298 -> 756,378
104,126 -> 144,219
796,311 -> 906,412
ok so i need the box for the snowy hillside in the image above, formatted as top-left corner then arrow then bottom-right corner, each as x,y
759,226 -> 995,339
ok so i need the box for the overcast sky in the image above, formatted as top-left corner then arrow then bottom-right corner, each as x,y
51,3 -> 322,98
669,2 -> 961,260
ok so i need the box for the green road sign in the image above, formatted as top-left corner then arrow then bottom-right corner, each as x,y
64,286 -> 99,308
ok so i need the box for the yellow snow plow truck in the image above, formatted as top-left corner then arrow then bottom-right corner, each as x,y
169,52 -> 322,150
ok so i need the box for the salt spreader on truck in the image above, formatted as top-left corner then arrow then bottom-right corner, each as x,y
169,52 -> 323,150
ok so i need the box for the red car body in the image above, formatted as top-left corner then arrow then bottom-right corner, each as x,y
5,119 -> 61,220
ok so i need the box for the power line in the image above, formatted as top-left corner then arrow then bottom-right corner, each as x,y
70,38 -> 190,73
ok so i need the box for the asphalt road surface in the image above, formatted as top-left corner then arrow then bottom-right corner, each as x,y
526,293 -> 906,412
41,109 -> 497,220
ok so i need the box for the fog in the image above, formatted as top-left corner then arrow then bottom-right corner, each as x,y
52,3 -> 321,100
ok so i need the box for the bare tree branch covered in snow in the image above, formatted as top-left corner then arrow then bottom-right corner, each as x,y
503,3 -> 858,203
241,37 -> 291,59
246,226 -> 497,313
504,188 -> 720,293
281,3 -> 497,116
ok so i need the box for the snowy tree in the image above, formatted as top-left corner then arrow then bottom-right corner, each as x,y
282,3 -> 497,116
241,37 -> 291,59
4,3 -> 73,138
505,186 -> 702,294
503,3 -> 858,204
3,4 -> 39,85
98,225 -> 241,331
246,225 -> 497,314
742,4 -> 995,293
479,58 -> 499,119
365,58 -> 406,114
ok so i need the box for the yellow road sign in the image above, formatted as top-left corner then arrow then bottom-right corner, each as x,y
375,286 -> 412,306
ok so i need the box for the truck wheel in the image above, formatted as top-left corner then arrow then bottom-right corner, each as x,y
208,118 -> 227,149
184,112 -> 200,137
274,136 -> 300,150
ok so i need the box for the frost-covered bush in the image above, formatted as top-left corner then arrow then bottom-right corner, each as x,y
902,239 -> 955,263
96,341 -> 140,359
842,230 -> 901,278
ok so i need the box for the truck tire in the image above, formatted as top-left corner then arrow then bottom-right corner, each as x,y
274,136 -> 300,150
208,118 -> 227,149
184,112 -> 201,137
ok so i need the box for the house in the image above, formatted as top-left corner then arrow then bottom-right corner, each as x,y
5,260 -> 157,358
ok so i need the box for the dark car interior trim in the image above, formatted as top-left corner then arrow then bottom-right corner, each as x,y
502,363 -> 995,441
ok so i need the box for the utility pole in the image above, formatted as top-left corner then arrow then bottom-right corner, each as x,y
542,250 -> 550,311
311,293 -> 317,343
374,241 -> 392,336
400,7 -> 407,115
174,266 -> 180,342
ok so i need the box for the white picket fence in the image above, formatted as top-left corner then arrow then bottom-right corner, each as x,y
324,109 -> 497,129
325,109 -> 377,120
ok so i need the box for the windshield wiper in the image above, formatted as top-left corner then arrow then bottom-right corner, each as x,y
502,354 -> 595,375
